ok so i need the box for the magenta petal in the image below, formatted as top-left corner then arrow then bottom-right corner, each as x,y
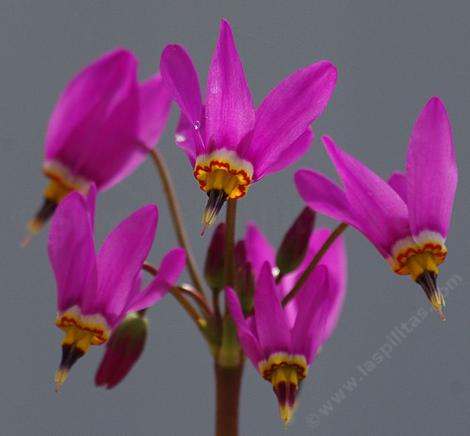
205,19 -> 255,151
175,111 -> 201,165
45,48 -> 137,165
258,128 -> 314,179
295,169 -> 359,228
388,171 -> 407,203
86,184 -> 97,229
48,192 -> 96,313
291,265 -> 329,362
309,229 -> 347,342
160,44 -> 203,126
254,263 -> 291,356
323,136 -> 411,256
137,73 -> 173,150
244,223 -> 275,278
82,205 -> 158,323
247,61 -> 337,178
406,97 -> 457,238
225,288 -> 263,366
126,248 -> 186,313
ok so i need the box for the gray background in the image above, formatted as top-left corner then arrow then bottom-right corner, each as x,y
1,0 -> 469,435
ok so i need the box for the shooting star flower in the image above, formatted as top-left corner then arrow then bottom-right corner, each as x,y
25,48 -> 172,243
295,97 -> 457,319
160,19 -> 337,232
48,187 -> 185,390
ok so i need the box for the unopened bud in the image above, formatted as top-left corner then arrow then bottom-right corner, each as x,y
276,208 -> 316,275
95,313 -> 148,389
204,223 -> 226,291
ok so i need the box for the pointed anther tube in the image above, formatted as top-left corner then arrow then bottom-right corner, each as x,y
201,190 -> 227,235
55,344 -> 85,392
416,271 -> 446,320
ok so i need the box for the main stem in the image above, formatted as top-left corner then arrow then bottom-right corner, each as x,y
215,199 -> 243,436
215,364 -> 243,436
149,149 -> 206,295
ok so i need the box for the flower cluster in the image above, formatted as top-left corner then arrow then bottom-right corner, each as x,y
27,16 -> 458,434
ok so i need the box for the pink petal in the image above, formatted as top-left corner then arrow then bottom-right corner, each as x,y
280,228 -> 347,338
406,97 -> 457,238
309,229 -> 347,343
244,223 -> 275,278
258,128 -> 314,179
77,83 -> 144,191
388,171 -> 407,203
323,136 -> 411,257
45,48 -> 138,169
225,288 -> 263,367
48,192 -> 96,313
175,111 -> 203,166
137,73 -> 173,150
160,43 -> 204,133
82,205 -> 158,323
295,169 -> 359,228
291,265 -> 330,362
205,19 -> 255,151
126,248 -> 186,313
254,263 -> 291,356
86,184 -> 97,229
245,61 -> 337,179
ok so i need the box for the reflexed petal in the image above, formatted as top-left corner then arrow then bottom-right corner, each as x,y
254,263 -> 291,356
246,61 -> 337,178
225,288 -> 263,366
308,229 -> 347,342
258,128 -> 314,179
78,83 -> 144,191
82,205 -> 158,323
406,97 -> 457,238
388,171 -> 407,203
280,228 -> 347,338
205,19 -> 255,151
160,44 -> 204,127
45,49 -> 138,167
86,184 -> 97,229
323,136 -> 410,256
126,248 -> 186,313
48,192 -> 96,312
244,223 -> 275,278
295,169 -> 359,228
137,73 -> 173,150
291,266 -> 330,362
175,112 -> 201,165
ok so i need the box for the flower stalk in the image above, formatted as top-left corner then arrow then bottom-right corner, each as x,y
282,222 -> 348,306
149,148 -> 207,296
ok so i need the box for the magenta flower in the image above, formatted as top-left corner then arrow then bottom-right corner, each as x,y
226,224 -> 346,424
28,48 -> 172,239
48,186 -> 186,390
295,97 -> 457,318
160,19 -> 337,229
